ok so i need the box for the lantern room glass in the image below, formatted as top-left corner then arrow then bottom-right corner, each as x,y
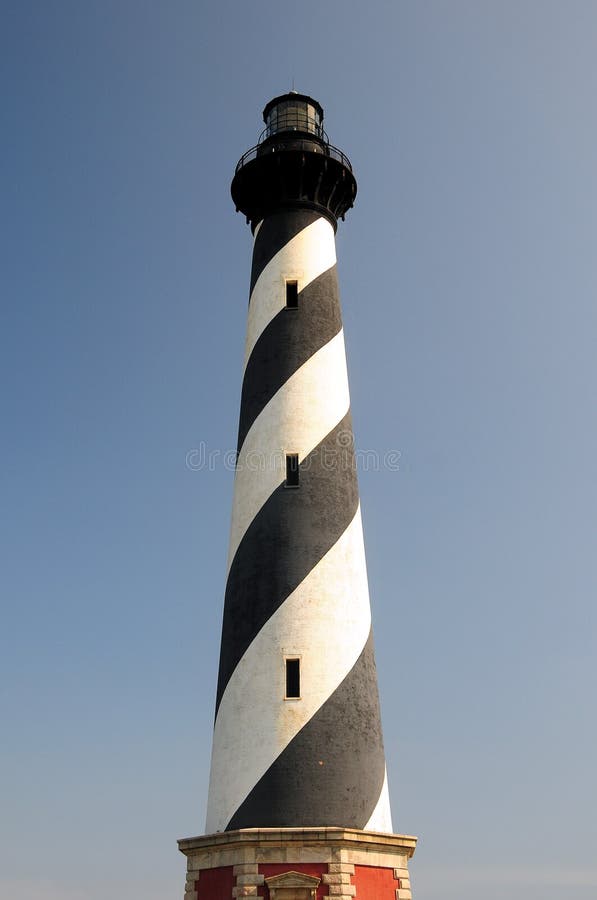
264,98 -> 323,139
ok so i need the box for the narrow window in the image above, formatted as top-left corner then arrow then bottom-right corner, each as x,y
285,453 -> 299,487
285,279 -> 298,309
285,658 -> 301,699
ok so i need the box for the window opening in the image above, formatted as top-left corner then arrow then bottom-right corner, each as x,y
286,280 -> 299,308
285,453 -> 299,487
285,658 -> 301,699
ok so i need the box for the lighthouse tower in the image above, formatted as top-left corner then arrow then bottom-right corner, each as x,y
179,93 -> 417,900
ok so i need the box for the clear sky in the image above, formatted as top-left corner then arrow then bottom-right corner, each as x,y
2,2 -> 596,899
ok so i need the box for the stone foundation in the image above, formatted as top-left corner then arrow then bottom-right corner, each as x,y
178,827 -> 416,900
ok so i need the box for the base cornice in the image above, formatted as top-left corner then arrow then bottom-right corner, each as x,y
179,825 -> 416,857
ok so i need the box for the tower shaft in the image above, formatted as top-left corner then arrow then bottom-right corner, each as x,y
206,207 -> 391,833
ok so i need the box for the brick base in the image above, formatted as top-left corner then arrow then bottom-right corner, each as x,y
178,827 -> 416,900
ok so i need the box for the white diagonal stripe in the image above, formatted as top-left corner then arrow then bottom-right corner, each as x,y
244,216 -> 336,371
364,767 -> 394,833
227,328 -> 350,574
206,505 -> 371,834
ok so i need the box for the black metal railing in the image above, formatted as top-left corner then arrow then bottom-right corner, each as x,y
235,139 -> 353,174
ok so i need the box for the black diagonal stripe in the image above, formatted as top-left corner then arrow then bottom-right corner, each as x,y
250,208 -> 324,297
226,630 -> 386,830
238,265 -> 341,454
216,410 -> 358,714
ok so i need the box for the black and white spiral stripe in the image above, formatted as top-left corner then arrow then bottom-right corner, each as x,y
205,208 -> 392,834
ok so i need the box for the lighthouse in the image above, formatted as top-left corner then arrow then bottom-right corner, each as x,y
179,93 -> 417,900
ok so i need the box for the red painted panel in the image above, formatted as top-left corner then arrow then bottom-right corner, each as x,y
354,864 -> 399,899
257,862 -> 328,898
196,866 -> 235,900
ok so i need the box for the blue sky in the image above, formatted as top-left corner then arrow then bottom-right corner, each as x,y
2,2 -> 596,898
